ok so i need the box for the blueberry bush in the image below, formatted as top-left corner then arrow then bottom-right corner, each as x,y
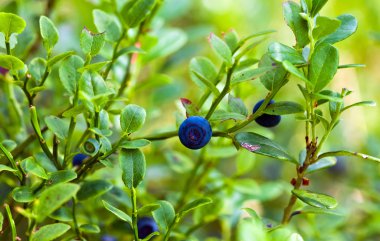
1,0 -> 380,240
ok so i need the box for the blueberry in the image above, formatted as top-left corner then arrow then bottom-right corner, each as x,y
253,99 -> 281,127
137,217 -> 159,239
0,67 -> 9,76
178,116 -> 212,149
101,235 -> 117,241
72,153 -> 88,166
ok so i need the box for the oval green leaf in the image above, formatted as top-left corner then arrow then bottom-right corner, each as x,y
292,189 -> 338,209
120,104 -> 146,134
31,223 -> 70,241
102,200 -> 132,224
119,148 -> 146,189
77,180 -> 113,201
152,200 -> 175,233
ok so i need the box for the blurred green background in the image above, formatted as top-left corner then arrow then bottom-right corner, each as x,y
1,0 -> 380,240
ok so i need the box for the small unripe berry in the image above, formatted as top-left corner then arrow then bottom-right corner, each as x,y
137,217 -> 159,239
253,99 -> 281,127
178,116 -> 212,149
72,153 -> 88,166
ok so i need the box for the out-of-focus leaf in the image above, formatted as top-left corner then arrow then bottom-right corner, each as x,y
209,33 -> 232,65
77,180 -> 112,201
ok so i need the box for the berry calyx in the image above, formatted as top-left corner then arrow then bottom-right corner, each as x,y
178,116 -> 212,149
72,153 -> 88,166
253,99 -> 281,127
137,217 -> 159,239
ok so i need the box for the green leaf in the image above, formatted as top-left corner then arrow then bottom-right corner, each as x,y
342,101 -> 376,112
102,200 -> 132,224
282,2 -> 309,48
233,179 -> 259,194
77,61 -> 110,73
310,0 -> 328,17
122,0 -> 155,28
0,164 -> 17,173
317,14 -> 358,45
191,70 -> 220,96
47,51 -> 75,67
120,104 -> 146,134
236,149 -> 255,175
59,55 -> 84,95
299,206 -> 342,216
209,33 -> 232,65
231,66 -> 273,86
164,150 -> 194,173
31,223 -> 70,241
21,157 -> 48,179
189,57 -> 218,90
0,12 -> 26,42
234,132 -> 297,164
39,16 -> 59,52
34,183 -> 79,222
292,189 -> 338,209
138,204 -> 161,215
0,55 -> 24,71
93,9 -> 121,42
115,46 -> 145,59
152,200 -> 175,233
119,139 -> 151,149
119,148 -> 146,189
77,180 -> 112,201
79,224 -> 100,234
318,150 -> 380,163
80,28 -> 105,56
179,198 -> 212,217
224,29 -> 239,51
12,186 -> 34,203
262,101 -> 304,115
209,110 -> 247,122
258,53 -> 288,91
306,157 -> 336,174
312,16 -> 341,40
47,170 -> 77,186
45,116 -> 68,140
228,95 -> 248,116
0,212 -> 3,232
300,0 -> 312,13
49,207 -> 73,222
338,64 -> 365,69
4,204 -> 16,241
29,58 -> 47,81
308,43 -> 339,92
242,208 -> 261,223
268,42 -> 305,64
282,60 -> 311,86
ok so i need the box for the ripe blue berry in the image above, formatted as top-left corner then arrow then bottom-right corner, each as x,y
101,235 -> 117,241
72,153 -> 88,166
253,99 -> 281,127
137,217 -> 159,239
178,116 -> 212,149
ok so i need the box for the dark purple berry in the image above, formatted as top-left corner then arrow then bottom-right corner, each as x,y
0,67 -> 9,76
137,217 -> 159,239
72,153 -> 88,166
178,116 -> 212,149
101,235 -> 117,241
253,99 -> 281,127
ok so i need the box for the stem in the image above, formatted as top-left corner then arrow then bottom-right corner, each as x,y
198,63 -> 226,109
4,204 -> 16,241
131,188 -> 140,241
103,29 -> 127,79
5,41 -> 11,55
72,198 -> 82,239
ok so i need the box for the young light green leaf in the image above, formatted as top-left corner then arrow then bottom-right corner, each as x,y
0,12 -> 26,42
47,51 -> 75,67
152,200 -> 175,233
122,0 -> 155,28
102,200 -> 132,224
0,164 -> 17,173
189,56 -> 218,90
138,204 -> 161,215
292,189 -> 338,209
224,29 -> 239,51
235,132 -> 297,164
34,183 -> 80,222
228,94 -> 248,116
268,42 -> 306,64
312,16 -> 341,40
308,43 -> 339,92
300,0 -> 312,13
209,33 -> 232,65
59,55 -> 84,95
93,9 -> 121,42
179,198 -> 212,217
45,116 -> 68,140
231,66 -> 273,86
208,110 -> 247,122
29,58 -> 47,81
306,157 -> 336,174
120,104 -> 146,133
119,139 -> 151,149
47,170 -> 77,186
263,101 -> 304,115
310,0 -> 328,17
115,46 -> 145,59
282,60 -> 311,86
0,55 -> 24,71
282,2 -> 309,48
79,224 -> 100,234
317,14 -> 358,45
191,71 -> 220,96
342,101 -> 376,112
80,28 -> 105,56
39,16 -> 59,52
12,186 -> 34,203
31,223 -> 70,241
77,180 -> 113,201
77,61 -> 110,72
119,148 -> 146,189
317,150 -> 380,163
21,156 -> 48,179
258,53 -> 288,91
